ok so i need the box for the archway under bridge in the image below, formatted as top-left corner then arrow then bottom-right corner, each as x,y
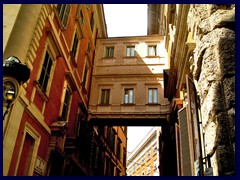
88,117 -> 169,126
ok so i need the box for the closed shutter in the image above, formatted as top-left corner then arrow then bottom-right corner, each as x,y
178,107 -> 192,175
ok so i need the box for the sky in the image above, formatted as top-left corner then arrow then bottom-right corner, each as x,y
103,4 -> 152,155
103,4 -> 147,37
127,126 -> 154,154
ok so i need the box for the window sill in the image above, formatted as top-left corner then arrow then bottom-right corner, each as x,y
146,103 -> 159,105
124,56 -> 137,59
121,103 -> 135,106
103,57 -> 115,59
98,104 -> 110,106
34,80 -> 49,102
145,56 -> 160,58
70,51 -> 77,67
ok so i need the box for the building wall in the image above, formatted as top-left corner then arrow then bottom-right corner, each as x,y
152,4 -> 235,176
127,127 -> 160,176
88,35 -> 170,176
89,35 -> 170,123
187,4 -> 235,176
3,4 -> 107,176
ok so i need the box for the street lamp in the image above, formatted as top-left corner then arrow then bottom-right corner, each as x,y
3,56 -> 30,120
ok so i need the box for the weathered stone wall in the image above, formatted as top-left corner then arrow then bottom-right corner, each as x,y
187,4 -> 235,176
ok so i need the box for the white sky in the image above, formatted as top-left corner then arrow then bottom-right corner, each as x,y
103,4 -> 147,37
127,126 -> 154,154
103,4 -> 152,155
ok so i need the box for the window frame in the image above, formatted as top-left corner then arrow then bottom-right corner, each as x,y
126,46 -> 135,57
76,5 -> 84,26
100,89 -> 110,105
70,32 -> 80,65
105,46 -> 114,58
56,4 -> 71,29
90,12 -> 95,33
148,88 -> 158,104
148,45 -> 157,57
38,50 -> 53,92
60,81 -> 72,121
124,88 -> 134,104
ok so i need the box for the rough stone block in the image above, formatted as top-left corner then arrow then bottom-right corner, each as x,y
216,144 -> 235,175
223,77 -> 235,110
199,9 -> 235,34
227,108 -> 235,143
215,112 -> 231,145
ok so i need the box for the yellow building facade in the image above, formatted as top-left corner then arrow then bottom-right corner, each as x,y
127,127 -> 160,176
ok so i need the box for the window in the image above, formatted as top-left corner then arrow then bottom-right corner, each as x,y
61,87 -> 71,120
117,138 -> 122,159
39,51 -> 53,92
57,4 -> 71,28
87,42 -> 91,53
147,165 -> 150,175
147,150 -> 151,160
90,13 -> 95,32
123,147 -> 126,166
153,145 -> 158,155
71,33 -> 79,58
148,45 -> 157,56
126,46 -> 135,57
142,156 -> 145,163
77,5 -> 84,26
154,160 -> 158,169
124,89 -> 133,104
148,88 -> 158,104
101,89 -> 110,104
107,127 -> 116,152
105,47 -> 114,58
82,60 -> 89,90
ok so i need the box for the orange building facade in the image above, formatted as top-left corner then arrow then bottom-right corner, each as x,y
3,4 -> 107,176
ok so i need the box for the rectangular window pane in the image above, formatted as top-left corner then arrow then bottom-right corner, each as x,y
101,89 -> 110,104
148,88 -> 158,104
153,89 -> 158,103
39,51 -> 52,91
126,46 -> 135,57
72,33 -> 79,57
90,13 -> 94,32
105,47 -> 114,57
129,89 -> 133,103
124,89 -> 133,104
57,4 -> 71,28
148,45 -> 157,56
61,88 -> 71,120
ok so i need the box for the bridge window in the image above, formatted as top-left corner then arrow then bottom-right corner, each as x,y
105,47 -> 114,58
124,88 -> 133,104
148,88 -> 158,104
148,45 -> 157,56
126,46 -> 135,57
101,89 -> 110,104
